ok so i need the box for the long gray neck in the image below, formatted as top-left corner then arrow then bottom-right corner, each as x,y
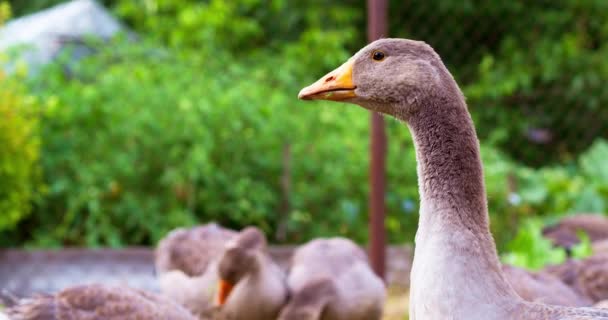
402,84 -> 520,313
407,93 -> 489,233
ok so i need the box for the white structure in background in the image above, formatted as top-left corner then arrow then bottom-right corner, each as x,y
0,0 -> 124,73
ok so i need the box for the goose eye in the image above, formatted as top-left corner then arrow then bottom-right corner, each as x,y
372,51 -> 385,61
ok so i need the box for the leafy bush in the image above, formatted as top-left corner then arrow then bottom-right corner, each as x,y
15,37 -> 583,248
3,0 -> 608,248
517,140 -> 608,216
501,218 -> 592,270
449,2 -> 608,166
0,1 -> 10,25
9,0 -> 608,167
0,69 -> 42,234
10,38 -> 381,246
5,0 -> 62,17
9,36 -> 521,247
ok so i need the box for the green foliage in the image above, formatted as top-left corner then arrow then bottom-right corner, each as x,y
571,231 -> 593,259
458,2 -> 608,166
0,1 -> 10,25
14,38 -> 392,247
501,218 -> 567,270
517,140 -> 608,217
8,0 -> 608,167
3,0 -> 608,248
0,69 -> 42,233
15,37 -> 533,247
6,0 -> 63,16
501,218 -> 593,270
112,0 -> 364,53
12,35 -> 519,247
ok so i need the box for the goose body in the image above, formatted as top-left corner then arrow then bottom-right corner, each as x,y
215,227 -> 288,320
546,254 -> 608,304
299,38 -> 608,319
6,284 -> 196,320
543,214 -> 608,250
155,223 -> 237,318
593,240 -> 608,256
277,238 -> 386,320
503,264 -> 592,307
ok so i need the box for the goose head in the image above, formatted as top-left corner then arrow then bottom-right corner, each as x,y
215,226 -> 267,306
299,38 -> 453,120
277,278 -> 337,320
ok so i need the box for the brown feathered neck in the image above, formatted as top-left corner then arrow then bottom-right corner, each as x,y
406,88 -> 489,234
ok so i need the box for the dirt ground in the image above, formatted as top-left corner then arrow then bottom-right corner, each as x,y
383,287 -> 409,320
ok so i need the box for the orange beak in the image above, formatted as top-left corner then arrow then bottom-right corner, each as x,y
298,59 -> 356,101
216,279 -> 235,306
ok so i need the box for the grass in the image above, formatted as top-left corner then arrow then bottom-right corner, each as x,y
383,287 -> 409,320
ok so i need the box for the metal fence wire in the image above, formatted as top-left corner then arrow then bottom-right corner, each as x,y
392,1 -> 608,166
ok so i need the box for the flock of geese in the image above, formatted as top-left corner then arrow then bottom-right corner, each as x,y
3,38 -> 608,319
5,224 -> 385,320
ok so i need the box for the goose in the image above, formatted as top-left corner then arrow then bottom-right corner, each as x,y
543,214 -> 608,251
277,237 -> 386,320
593,240 -> 608,256
298,38 -> 608,319
214,226 -> 288,320
502,264 -> 592,307
595,300 -> 608,309
545,254 -> 608,303
6,284 -> 196,320
155,223 -> 237,318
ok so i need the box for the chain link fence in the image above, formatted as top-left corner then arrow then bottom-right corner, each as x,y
393,1 -> 608,166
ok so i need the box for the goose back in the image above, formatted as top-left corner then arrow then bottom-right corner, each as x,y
280,238 -> 386,320
503,264 -> 592,307
155,223 -> 237,318
6,284 -> 196,320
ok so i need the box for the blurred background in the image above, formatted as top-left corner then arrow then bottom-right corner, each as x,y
1,0 -> 608,298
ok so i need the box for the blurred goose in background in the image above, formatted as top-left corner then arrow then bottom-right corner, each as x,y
545,254 -> 608,304
215,226 -> 287,320
502,264 -> 592,307
593,240 -> 608,256
299,38 -> 608,319
595,300 -> 608,309
155,223 -> 237,318
543,214 -> 608,252
6,284 -> 196,320
277,238 -> 386,320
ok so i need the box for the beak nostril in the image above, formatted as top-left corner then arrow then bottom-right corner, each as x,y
325,76 -> 335,82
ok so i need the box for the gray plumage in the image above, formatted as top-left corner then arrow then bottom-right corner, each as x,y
156,223 -> 237,277
503,264 -> 592,307
543,214 -> 608,250
6,284 -> 196,320
546,254 -> 608,303
155,223 -> 237,318
299,38 -> 608,319
216,227 -> 288,320
277,238 -> 386,320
